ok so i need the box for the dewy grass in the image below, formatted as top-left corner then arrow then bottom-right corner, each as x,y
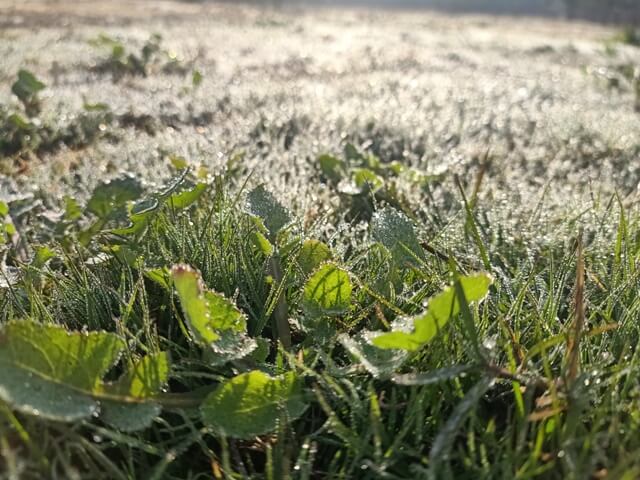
2,4 -> 640,478
0,162 -> 639,479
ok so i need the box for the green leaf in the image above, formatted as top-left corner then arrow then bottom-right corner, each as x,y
200,371 -> 307,438
171,265 -> 254,361
371,207 -> 424,267
8,113 -> 30,129
11,70 -> 45,103
318,154 -> 345,183
169,154 -> 188,170
372,273 -> 493,351
302,262 -> 352,318
145,267 -> 171,290
100,402 -> 162,433
192,69 -> 203,87
63,195 -> 82,221
251,231 -> 274,256
172,265 -> 220,343
107,352 -> 169,398
110,198 -> 158,235
0,321 -> 124,421
246,185 -> 291,240
100,352 -> 169,432
87,174 -> 144,219
32,246 -> 55,268
83,101 -> 110,112
297,240 -> 332,275
339,333 -> 408,379
0,202 -> 8,217
167,182 -> 207,209
352,168 -> 384,192
344,143 -> 363,162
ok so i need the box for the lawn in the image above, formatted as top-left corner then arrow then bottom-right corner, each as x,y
1,1 -> 640,478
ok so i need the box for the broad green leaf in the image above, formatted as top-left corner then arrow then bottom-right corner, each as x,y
0,321 -> 124,421
8,113 -> 31,129
87,174 -> 144,219
0,201 -> 8,217
200,371 -> 307,438
297,240 -> 332,275
145,267 -> 171,290
203,291 -> 246,333
110,198 -> 158,235
318,154 -> 345,183
246,185 -> 291,240
251,231 -> 274,256
169,154 -> 188,170
11,70 -> 45,103
100,352 -> 169,432
111,180 -> 206,236
171,265 -> 254,361
107,352 -> 170,398
63,195 -> 82,221
344,143 -> 363,161
203,331 -> 257,367
302,263 -> 352,318
371,207 -> 424,267
105,244 -> 142,267
100,402 -> 162,433
372,273 -> 493,351
352,168 -> 384,192
339,333 -> 408,379
32,246 -> 55,268
172,265 -> 220,343
167,182 -> 207,209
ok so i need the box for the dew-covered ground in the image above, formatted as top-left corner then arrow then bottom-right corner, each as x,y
1,0 -> 640,244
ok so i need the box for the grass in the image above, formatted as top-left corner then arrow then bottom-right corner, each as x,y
0,155 -> 639,479
2,4 -> 640,479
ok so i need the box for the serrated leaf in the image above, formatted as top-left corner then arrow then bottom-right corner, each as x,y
246,185 -> 291,240
0,321 -> 124,421
371,207 -> 424,267
302,263 -> 352,318
297,240 -> 332,275
200,371 -> 307,439
171,265 -> 254,361
339,333 -> 408,379
172,265 -> 220,343
203,331 -> 257,367
372,273 -> 493,351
